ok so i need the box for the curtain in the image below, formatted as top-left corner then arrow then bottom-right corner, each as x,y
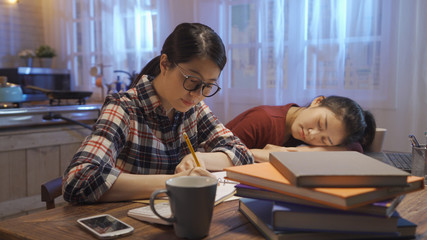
197,0 -> 426,152
40,0 -> 427,152
100,0 -> 166,89
40,0 -> 71,70
98,0 -> 172,96
378,0 -> 427,151
42,0 -> 170,100
202,0 -> 394,122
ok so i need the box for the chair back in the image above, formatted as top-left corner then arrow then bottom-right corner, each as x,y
41,177 -> 63,210
367,128 -> 387,152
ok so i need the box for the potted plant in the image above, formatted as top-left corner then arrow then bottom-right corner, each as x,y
18,49 -> 35,67
35,45 -> 56,68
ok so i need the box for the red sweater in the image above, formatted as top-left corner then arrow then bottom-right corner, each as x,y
226,104 -> 363,152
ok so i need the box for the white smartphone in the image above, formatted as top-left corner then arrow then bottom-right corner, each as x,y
77,214 -> 134,239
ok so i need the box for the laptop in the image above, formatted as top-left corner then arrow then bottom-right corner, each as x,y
365,152 -> 412,173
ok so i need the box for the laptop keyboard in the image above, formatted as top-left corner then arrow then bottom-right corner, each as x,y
385,152 -> 412,172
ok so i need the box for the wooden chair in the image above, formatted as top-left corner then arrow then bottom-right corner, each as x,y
41,177 -> 63,210
367,128 -> 387,152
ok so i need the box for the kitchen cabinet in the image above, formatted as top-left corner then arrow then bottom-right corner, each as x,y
0,124 -> 92,219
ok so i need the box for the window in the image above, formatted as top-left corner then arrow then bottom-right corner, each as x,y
198,0 -> 398,121
69,0 -> 160,95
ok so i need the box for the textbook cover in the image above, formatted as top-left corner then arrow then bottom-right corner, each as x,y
270,151 -> 410,188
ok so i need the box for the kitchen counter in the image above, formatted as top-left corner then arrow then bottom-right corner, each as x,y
0,103 -> 102,129
0,103 -> 102,219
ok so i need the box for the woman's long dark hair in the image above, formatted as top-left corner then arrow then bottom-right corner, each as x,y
318,96 -> 376,151
130,23 -> 227,88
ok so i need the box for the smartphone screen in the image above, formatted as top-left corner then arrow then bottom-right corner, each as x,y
78,214 -> 133,238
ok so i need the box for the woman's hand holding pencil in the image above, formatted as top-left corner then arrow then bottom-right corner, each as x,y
183,132 -> 201,167
174,132 -> 209,174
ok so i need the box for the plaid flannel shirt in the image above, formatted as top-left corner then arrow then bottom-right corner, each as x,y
62,75 -> 253,203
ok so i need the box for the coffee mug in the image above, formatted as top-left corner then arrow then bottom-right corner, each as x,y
150,176 -> 217,239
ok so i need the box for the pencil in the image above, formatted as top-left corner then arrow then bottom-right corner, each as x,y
183,132 -> 201,167
409,134 -> 420,147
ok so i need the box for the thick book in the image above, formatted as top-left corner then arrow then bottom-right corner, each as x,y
239,198 -> 417,240
224,162 -> 424,209
271,200 -> 399,233
270,151 -> 410,187
235,184 -> 404,217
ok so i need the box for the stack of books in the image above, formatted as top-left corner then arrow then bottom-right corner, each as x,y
224,151 -> 425,240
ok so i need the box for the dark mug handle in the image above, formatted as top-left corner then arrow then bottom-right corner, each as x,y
150,189 -> 176,222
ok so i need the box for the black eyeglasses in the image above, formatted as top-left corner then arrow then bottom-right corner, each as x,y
174,63 -> 221,97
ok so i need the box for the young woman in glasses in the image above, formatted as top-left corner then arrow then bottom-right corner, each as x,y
226,95 -> 376,162
63,23 -> 254,204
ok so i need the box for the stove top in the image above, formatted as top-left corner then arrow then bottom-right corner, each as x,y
0,98 -> 88,109
0,103 -> 102,129
0,102 -> 21,109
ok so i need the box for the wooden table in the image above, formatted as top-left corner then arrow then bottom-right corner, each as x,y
0,188 -> 426,240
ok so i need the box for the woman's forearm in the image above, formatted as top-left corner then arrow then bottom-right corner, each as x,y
202,152 -> 234,171
292,145 -> 347,151
98,172 -> 171,202
250,144 -> 349,163
99,167 -> 218,202
250,149 -> 271,163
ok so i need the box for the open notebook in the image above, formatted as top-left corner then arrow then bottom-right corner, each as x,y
128,171 -> 238,225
